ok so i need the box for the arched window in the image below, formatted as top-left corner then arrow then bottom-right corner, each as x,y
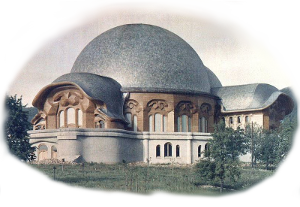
149,114 -> 167,132
77,109 -> 83,127
125,113 -> 132,128
199,117 -> 208,133
176,145 -> 180,157
149,115 -> 153,132
59,111 -> 64,128
198,145 -> 202,157
99,120 -> 105,128
38,144 -> 48,161
67,108 -> 76,125
229,117 -> 233,125
205,143 -> 210,157
156,145 -> 161,157
178,115 -> 191,132
245,116 -> 249,124
237,116 -> 241,124
51,146 -> 58,159
133,115 -> 138,132
181,115 -> 187,132
164,142 -> 172,157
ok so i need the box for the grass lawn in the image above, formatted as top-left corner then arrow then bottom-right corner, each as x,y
30,162 -> 274,195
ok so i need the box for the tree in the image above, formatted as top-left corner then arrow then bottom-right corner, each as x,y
195,121 -> 248,192
245,123 -> 263,168
5,95 -> 36,161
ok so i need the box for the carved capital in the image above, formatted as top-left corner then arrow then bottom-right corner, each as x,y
147,99 -> 168,112
200,103 -> 212,115
124,99 -> 141,113
176,101 -> 197,114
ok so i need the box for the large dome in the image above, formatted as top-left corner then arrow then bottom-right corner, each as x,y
71,24 -> 222,94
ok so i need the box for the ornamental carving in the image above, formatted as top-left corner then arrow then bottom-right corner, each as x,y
200,103 -> 212,114
53,91 -> 82,107
124,99 -> 141,113
147,99 -> 168,112
176,101 -> 197,114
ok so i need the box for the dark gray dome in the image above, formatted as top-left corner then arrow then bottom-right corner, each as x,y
71,24 -> 222,94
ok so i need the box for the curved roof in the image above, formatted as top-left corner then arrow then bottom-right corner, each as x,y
211,83 -> 294,114
33,73 -> 126,121
71,24 -> 222,94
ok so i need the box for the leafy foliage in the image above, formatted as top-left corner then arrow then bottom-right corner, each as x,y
196,121 -> 248,192
245,117 -> 296,170
5,95 -> 36,161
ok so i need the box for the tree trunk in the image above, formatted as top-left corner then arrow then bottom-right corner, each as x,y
220,179 -> 224,193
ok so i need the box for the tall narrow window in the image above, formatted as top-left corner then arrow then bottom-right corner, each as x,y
245,116 -> 249,124
177,116 -> 181,132
125,113 -> 132,128
156,145 -> 161,157
51,146 -> 58,159
237,116 -> 241,124
149,115 -> 153,132
164,142 -> 172,157
67,108 -> 75,125
198,145 -> 202,157
181,115 -> 188,132
200,117 -> 208,132
188,117 -> 192,132
163,115 -> 167,132
38,144 -> 48,161
229,117 -> 233,125
133,115 -> 138,132
59,111 -> 64,128
176,145 -> 180,157
154,113 -> 162,132
99,120 -> 105,128
78,109 -> 83,127
205,143 -> 210,157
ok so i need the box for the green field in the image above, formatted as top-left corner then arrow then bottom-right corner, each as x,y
30,162 -> 274,195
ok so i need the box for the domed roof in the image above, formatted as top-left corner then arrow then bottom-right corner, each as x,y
71,24 -> 222,94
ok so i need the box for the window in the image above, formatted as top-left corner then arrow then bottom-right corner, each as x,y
156,145 -> 161,157
149,114 -> 167,132
198,145 -> 202,157
78,109 -> 83,127
164,142 -> 172,157
149,115 -> 153,132
133,115 -> 138,132
245,116 -> 249,123
237,116 -> 241,124
230,117 -> 233,124
204,143 -> 210,157
199,117 -> 208,132
99,120 -> 105,128
51,146 -> 58,159
59,111 -> 64,128
176,145 -> 180,157
163,115 -> 167,132
38,144 -> 48,161
178,115 -> 191,132
125,113 -> 132,128
67,108 -> 75,125
154,113 -> 162,132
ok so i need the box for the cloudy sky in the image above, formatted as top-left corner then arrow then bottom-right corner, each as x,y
6,4 -> 292,106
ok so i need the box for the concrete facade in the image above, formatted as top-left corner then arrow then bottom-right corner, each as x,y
29,128 -> 211,164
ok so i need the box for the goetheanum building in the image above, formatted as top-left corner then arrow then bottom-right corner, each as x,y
28,24 -> 294,164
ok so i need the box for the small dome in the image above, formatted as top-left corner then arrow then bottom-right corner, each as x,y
71,24 -> 222,94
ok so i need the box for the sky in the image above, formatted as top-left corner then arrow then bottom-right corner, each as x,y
6,3 -> 292,106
